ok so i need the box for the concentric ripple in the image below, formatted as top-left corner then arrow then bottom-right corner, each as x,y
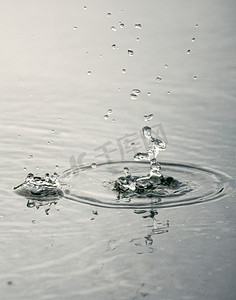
61,161 -> 234,209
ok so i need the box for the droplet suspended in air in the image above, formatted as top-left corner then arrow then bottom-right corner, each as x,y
130,93 -> 138,100
107,12 -> 111,17
142,126 -> 152,140
132,89 -> 141,95
144,114 -> 154,122
193,75 -> 197,80
136,37 -> 140,42
192,37 -> 196,42
87,70 -> 92,75
112,118 -> 116,123
111,44 -> 117,49
165,64 -> 168,69
167,91 -> 170,95
104,114 -> 109,120
119,22 -> 124,28
84,6 -> 87,10
187,49 -> 191,54
195,24 -> 199,27
91,163 -> 97,169
122,68 -> 126,73
156,76 -> 162,82
73,26 -> 78,30
28,154 -> 33,160
135,24 -> 142,29
128,49 -> 134,56
147,91 -> 151,96
111,26 -> 116,31
107,108 -> 112,114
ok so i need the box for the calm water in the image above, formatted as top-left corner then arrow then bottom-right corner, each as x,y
1,1 -> 236,299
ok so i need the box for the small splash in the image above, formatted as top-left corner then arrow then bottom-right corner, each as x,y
14,173 -> 63,200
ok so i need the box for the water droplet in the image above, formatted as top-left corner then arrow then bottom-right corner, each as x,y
147,91 -> 151,96
195,24 -> 199,27
122,68 -> 126,73
107,108 -> 112,114
136,37 -> 140,42
51,129 -> 55,133
87,70 -> 91,75
111,26 -> 116,31
84,6 -> 87,10
187,49 -> 191,54
128,49 -> 134,56
104,114 -> 109,120
107,12 -> 111,17
73,26 -> 77,30
111,44 -> 117,49
156,76 -> 162,82
135,23 -> 142,29
24,167 -> 27,171
131,142 -> 135,147
112,118 -> 116,122
130,93 -> 138,100
192,37 -> 196,42
167,91 -> 170,95
142,126 -> 152,140
134,152 -> 150,161
91,163 -> 97,169
132,89 -> 141,95
124,167 -> 130,176
55,165 -> 59,169
194,75 -> 197,80
119,22 -> 124,28
144,114 -> 153,122
28,154 -> 33,159
165,64 -> 168,68
18,134 -> 21,138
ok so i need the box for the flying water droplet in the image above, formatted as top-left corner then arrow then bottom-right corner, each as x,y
194,75 -> 197,80
84,6 -> 87,10
91,163 -> 97,169
136,37 -> 140,42
128,49 -> 134,56
167,91 -> 170,95
107,12 -> 111,17
142,126 -> 152,140
119,22 -> 124,28
195,24 -> 199,27
187,49 -> 191,54
144,114 -> 153,122
130,93 -> 138,100
147,91 -> 151,96
156,76 -> 162,82
192,37 -> 196,42
132,89 -> 141,95
73,26 -> 78,30
104,114 -> 109,120
107,108 -> 112,114
134,152 -> 150,161
111,26 -> 116,31
122,68 -> 126,73
87,70 -> 92,75
111,44 -> 117,49
28,154 -> 33,160
135,24 -> 142,29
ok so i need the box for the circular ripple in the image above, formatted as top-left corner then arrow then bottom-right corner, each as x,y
61,161 -> 234,209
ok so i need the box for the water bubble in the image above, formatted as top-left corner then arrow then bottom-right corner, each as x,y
87,70 -> 91,75
107,108 -> 112,114
135,24 -> 142,29
111,44 -> 117,49
130,93 -> 138,100
91,163 -> 97,169
187,49 -> 191,54
104,114 -> 109,120
107,12 -> 111,17
147,91 -> 151,96
156,76 -> 162,82
122,68 -> 126,73
194,75 -> 197,80
192,37 -> 196,42
128,49 -> 134,56
111,26 -> 116,31
119,22 -> 124,28
132,89 -> 141,95
144,114 -> 153,122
